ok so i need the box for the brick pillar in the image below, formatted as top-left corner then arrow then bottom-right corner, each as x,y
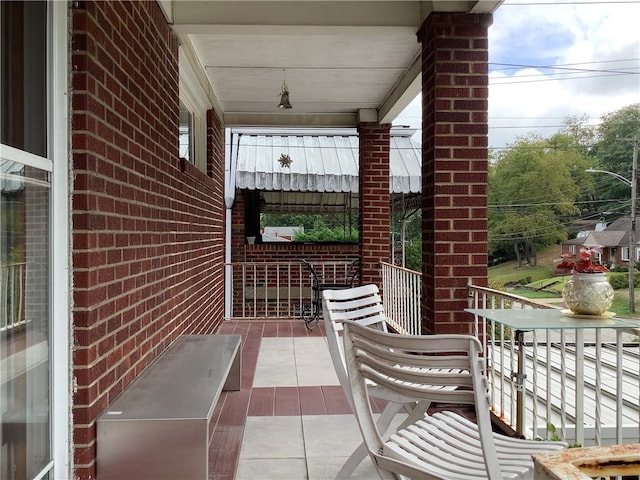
230,189 -> 247,263
358,122 -> 391,287
418,12 -> 491,335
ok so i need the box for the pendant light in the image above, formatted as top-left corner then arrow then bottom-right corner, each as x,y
278,69 -> 292,109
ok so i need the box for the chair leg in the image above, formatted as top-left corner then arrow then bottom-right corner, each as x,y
335,442 -> 368,480
336,400 -> 414,479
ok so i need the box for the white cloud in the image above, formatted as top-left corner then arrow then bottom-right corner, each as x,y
395,1 -> 640,150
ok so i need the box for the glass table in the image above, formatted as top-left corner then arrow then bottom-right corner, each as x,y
465,308 -> 640,443
465,308 -> 639,332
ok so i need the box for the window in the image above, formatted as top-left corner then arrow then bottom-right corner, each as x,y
0,163 -> 51,480
178,45 -> 208,172
622,246 -> 630,262
0,1 -> 47,157
179,101 -> 193,162
1,1 -> 68,478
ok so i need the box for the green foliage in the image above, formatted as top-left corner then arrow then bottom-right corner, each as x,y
608,271 -> 640,289
583,104 -> 640,216
293,217 -> 358,242
404,238 -> 422,272
487,106 -> 640,264
262,213 -> 358,243
538,422 -> 581,448
261,213 -> 318,232
391,209 -> 422,271
489,131 -> 591,263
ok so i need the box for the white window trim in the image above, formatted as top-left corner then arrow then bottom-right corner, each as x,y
622,246 -> 631,262
0,2 -> 69,478
179,38 -> 214,174
50,2 -> 70,478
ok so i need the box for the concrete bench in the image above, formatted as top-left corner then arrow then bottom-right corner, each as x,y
97,334 -> 242,480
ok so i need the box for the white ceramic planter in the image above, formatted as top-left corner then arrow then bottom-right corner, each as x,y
562,273 -> 614,316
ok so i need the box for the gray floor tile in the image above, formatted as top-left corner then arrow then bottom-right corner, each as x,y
301,414 -> 363,458
235,458 -> 308,480
306,456 -> 379,480
240,416 -> 305,459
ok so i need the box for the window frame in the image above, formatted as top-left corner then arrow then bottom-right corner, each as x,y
0,2 -> 70,479
178,41 -> 210,173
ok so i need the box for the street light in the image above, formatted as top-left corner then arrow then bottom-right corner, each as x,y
586,162 -> 638,313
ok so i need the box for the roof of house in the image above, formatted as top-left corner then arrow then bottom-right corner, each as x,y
587,230 -> 627,247
563,216 -> 640,248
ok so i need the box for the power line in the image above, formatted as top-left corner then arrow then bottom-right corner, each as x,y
490,61 -> 639,76
501,1 -> 640,5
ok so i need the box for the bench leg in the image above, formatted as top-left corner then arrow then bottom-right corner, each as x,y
223,347 -> 241,391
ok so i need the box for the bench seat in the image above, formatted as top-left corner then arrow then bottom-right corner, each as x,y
97,334 -> 241,480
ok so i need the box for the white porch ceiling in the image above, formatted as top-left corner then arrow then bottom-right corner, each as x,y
165,1 -> 502,128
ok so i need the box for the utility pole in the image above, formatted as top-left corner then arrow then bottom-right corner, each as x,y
630,138 -> 638,313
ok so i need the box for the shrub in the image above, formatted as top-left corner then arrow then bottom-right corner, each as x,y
608,272 -> 640,289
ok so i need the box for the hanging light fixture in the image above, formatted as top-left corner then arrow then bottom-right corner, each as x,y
278,69 -> 292,109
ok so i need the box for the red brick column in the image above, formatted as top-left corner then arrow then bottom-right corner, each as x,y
358,123 -> 392,287
418,12 -> 491,334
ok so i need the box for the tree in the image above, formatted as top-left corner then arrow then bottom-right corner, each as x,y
589,104 -> 640,214
489,133 -> 590,264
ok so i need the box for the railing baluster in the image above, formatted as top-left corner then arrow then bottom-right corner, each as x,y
575,329 -> 585,446
595,329 -> 602,446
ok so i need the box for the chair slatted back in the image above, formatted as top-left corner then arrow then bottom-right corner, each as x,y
321,284 -> 388,406
342,320 -> 502,479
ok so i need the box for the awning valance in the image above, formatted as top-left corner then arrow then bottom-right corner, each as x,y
233,128 -> 421,194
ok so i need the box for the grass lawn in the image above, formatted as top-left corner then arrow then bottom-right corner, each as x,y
489,245 -> 640,318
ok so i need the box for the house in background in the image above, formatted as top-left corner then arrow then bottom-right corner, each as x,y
560,215 -> 640,268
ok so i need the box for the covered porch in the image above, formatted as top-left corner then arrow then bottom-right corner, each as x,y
210,281 -> 640,479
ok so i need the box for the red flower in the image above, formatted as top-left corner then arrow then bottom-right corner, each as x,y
554,246 -> 608,274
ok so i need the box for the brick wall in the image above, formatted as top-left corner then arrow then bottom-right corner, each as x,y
71,2 -> 225,478
358,123 -> 391,286
418,12 -> 491,335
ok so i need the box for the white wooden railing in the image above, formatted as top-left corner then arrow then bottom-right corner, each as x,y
380,261 -> 421,335
1,262 -> 26,332
468,284 -> 640,447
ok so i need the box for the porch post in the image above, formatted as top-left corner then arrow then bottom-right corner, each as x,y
417,12 -> 491,335
358,119 -> 392,287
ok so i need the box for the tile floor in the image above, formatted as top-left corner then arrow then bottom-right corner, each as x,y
211,319 -> 402,480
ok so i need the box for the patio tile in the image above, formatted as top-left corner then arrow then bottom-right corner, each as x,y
235,458 -> 308,480
239,416 -> 305,459
306,456 -> 378,480
213,320 -> 402,479
275,386 -> 302,415
209,425 -> 244,474
253,364 -> 298,387
299,386 -> 328,415
301,414 -> 363,457
216,390 -> 251,427
247,387 -> 275,416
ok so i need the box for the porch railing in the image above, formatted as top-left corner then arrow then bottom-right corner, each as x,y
380,261 -> 421,335
468,284 -> 640,447
223,260 -> 640,447
1,262 -> 26,332
225,260 -> 356,319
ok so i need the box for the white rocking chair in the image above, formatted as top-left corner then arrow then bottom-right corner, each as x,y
342,320 -> 567,480
321,285 -> 430,479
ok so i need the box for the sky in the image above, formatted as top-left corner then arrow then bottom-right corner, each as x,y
394,0 -> 640,151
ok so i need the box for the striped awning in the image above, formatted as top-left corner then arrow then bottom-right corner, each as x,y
232,128 -> 421,194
